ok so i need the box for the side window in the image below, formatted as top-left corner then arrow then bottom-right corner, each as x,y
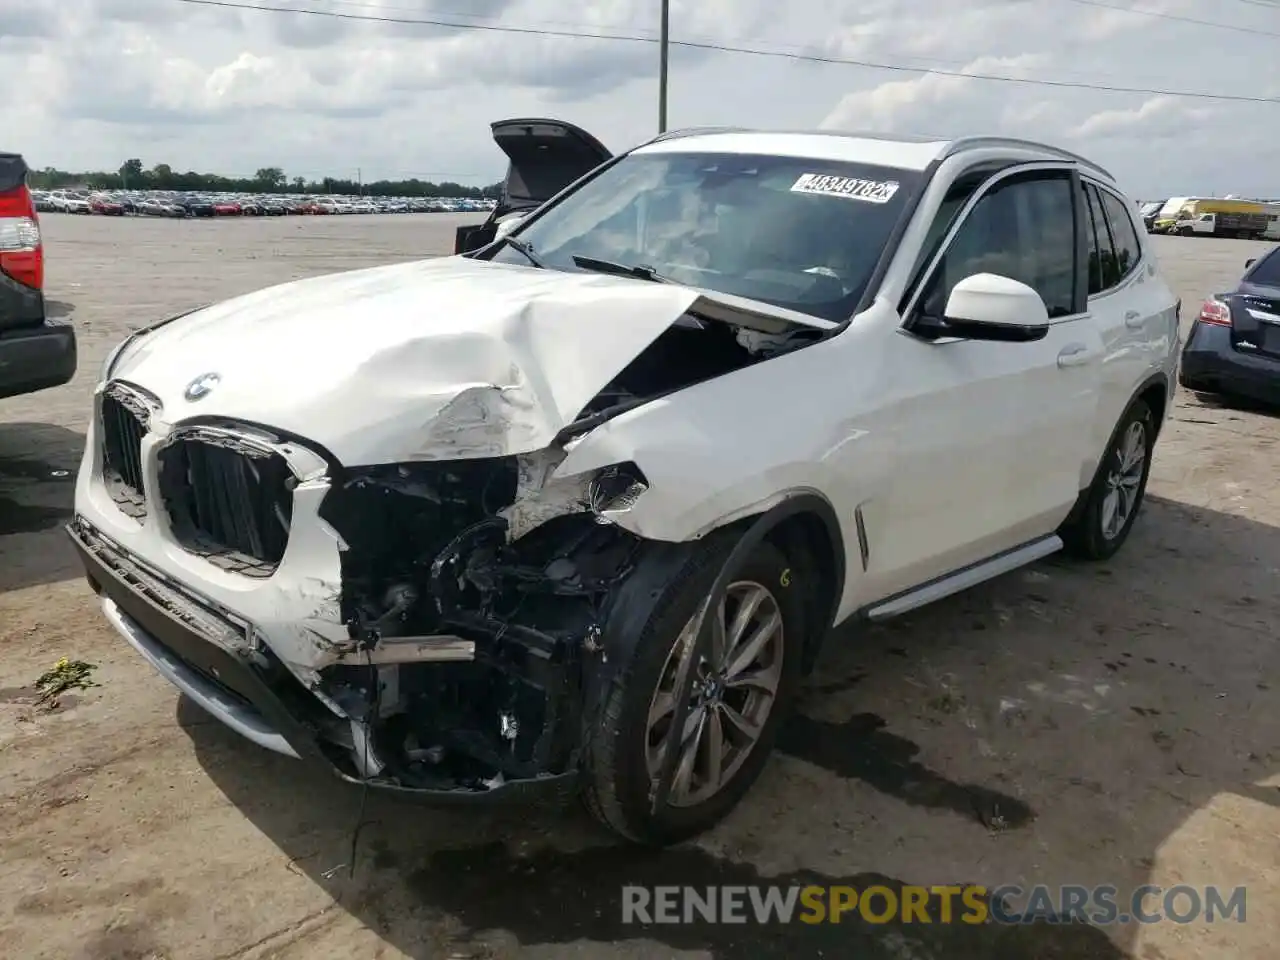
918,173 -> 1077,320
1081,183 -> 1107,295
900,168 -> 1002,313
1085,183 -> 1126,291
1098,188 -> 1141,286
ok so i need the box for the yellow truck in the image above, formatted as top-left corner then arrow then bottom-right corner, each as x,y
1161,198 -> 1278,240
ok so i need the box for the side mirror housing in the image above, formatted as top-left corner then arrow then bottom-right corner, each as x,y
1245,258 -> 1257,270
918,273 -> 1051,342
494,214 -> 526,239
453,212 -> 529,255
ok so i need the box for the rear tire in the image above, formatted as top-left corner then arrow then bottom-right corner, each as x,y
582,537 -> 804,845
1060,399 -> 1155,561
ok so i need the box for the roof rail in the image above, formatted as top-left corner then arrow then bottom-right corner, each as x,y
642,126 -> 753,145
940,136 -> 1114,180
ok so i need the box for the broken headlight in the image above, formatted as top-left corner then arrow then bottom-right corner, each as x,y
588,462 -> 648,522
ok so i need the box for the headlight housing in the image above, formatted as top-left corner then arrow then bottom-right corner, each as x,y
588,462 -> 648,522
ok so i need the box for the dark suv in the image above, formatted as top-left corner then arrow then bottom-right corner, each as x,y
1,152 -> 76,400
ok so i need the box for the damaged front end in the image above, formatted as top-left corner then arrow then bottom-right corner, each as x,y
301,300 -> 820,797
316,450 -> 649,795
75,279 -> 827,803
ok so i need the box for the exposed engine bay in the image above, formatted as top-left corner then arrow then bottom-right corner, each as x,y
315,306 -> 821,791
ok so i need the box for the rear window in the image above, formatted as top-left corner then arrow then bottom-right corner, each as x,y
496,151 -> 922,323
1245,248 -> 1280,287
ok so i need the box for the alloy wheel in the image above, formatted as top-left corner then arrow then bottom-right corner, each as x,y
644,581 -> 785,808
1100,420 -> 1146,540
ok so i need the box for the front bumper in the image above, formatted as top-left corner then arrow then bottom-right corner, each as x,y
1179,320 -> 1280,405
0,319 -> 77,400
68,518 -> 580,805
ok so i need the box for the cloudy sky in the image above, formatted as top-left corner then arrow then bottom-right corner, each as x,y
3,0 -> 1278,196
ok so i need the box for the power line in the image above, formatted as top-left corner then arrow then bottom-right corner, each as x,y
169,0 -> 1280,105
1058,0 -> 1280,39
286,0 -> 1208,87
288,0 -> 664,36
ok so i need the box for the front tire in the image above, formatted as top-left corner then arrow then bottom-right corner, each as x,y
1060,398 -> 1155,561
582,537 -> 804,845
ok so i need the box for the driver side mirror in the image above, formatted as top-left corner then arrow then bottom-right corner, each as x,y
1245,258 -> 1256,270
917,273 -> 1051,342
495,214 -> 526,240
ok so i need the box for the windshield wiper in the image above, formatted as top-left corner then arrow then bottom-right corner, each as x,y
571,254 -> 671,284
503,235 -> 545,268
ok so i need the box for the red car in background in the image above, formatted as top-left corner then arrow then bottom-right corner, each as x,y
90,195 -> 125,216
212,201 -> 242,216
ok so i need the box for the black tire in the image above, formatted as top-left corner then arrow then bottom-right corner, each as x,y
582,536 -> 805,845
1060,398 -> 1155,561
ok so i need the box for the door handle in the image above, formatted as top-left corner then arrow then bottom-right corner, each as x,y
1057,343 -> 1094,367
1124,309 -> 1144,330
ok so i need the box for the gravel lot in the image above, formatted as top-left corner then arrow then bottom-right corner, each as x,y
2,214 -> 1277,960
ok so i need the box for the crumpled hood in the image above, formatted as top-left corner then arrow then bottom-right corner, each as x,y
111,256 -> 703,465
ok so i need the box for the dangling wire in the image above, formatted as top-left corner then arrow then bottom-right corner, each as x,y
346,647 -> 380,880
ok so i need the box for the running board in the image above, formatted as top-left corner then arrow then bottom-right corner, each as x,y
865,535 -> 1063,621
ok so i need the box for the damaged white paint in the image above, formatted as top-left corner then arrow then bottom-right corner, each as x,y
105,256 -> 794,466
499,449 -> 592,542
73,408 -> 357,680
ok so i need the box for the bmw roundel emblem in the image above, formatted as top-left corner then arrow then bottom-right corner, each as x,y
184,372 -> 221,402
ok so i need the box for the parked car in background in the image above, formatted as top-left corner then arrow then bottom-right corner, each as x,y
179,195 -> 217,218
50,191 -> 92,214
1139,200 -> 1165,233
89,194 -> 126,216
75,125 -> 1177,845
0,151 -> 76,400
1179,245 -> 1280,404
28,186 -> 495,219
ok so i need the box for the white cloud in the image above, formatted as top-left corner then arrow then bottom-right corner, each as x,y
2,0 -> 1276,195
1070,95 -> 1210,140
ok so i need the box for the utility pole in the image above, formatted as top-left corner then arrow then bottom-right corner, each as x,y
357,167 -> 363,196
658,0 -> 670,133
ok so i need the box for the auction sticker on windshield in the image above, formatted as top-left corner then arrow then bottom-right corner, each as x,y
790,174 -> 900,204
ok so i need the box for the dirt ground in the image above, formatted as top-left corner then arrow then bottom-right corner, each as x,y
1,214 -> 1277,960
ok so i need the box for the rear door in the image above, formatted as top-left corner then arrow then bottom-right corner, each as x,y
1080,179 -> 1175,472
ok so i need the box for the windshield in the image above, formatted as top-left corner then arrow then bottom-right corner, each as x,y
490,150 -> 921,323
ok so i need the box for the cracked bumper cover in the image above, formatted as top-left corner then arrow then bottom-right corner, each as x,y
67,519 -> 580,805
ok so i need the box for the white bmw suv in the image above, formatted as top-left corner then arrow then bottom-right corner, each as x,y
71,126 -> 1178,844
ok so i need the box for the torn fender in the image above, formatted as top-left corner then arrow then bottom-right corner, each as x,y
108,256 -> 707,466
549,330 -> 882,608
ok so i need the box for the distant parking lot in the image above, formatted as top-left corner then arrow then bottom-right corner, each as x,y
1,214 -> 1277,960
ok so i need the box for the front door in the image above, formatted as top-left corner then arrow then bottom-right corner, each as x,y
866,168 -> 1102,599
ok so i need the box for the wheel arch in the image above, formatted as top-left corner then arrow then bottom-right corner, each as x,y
1135,371 -> 1169,437
1064,373 -> 1166,528
586,490 -> 847,727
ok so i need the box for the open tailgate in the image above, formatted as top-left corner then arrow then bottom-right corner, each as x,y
455,118 -> 612,254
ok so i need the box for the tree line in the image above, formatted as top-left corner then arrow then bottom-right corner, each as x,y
28,159 -> 503,199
